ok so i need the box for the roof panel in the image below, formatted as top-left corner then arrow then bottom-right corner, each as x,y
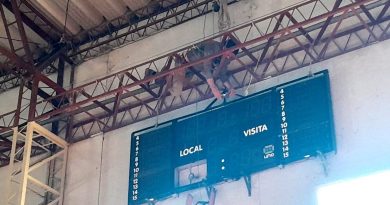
55,0 -> 103,30
121,0 -> 158,15
28,0 -> 81,35
122,0 -> 151,11
86,0 -> 127,20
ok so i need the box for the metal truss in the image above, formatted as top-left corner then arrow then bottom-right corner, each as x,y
0,0 -> 72,167
3,122 -> 68,205
0,0 -> 237,93
0,0 -> 385,142
68,0 -> 238,63
0,0 -> 389,148
1,0 -> 62,44
0,46 -> 69,94
0,0 -> 66,94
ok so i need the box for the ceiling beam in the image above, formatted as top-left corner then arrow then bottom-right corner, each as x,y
1,0 -> 58,44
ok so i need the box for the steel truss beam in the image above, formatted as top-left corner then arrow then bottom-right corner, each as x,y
68,0 -> 238,63
0,0 -> 67,94
47,0 -> 390,141
0,0 -> 71,160
1,0 -> 390,145
0,44 -> 71,94
1,0 -> 62,44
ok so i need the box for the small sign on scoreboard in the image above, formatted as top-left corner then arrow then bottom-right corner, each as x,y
129,70 -> 336,204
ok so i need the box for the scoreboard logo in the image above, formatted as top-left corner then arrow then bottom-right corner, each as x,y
180,145 -> 203,157
243,124 -> 268,137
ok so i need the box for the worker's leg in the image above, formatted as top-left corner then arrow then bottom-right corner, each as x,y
203,60 -> 222,100
219,63 -> 235,97
219,57 -> 236,97
207,78 -> 222,100
167,57 -> 188,97
187,45 -> 223,99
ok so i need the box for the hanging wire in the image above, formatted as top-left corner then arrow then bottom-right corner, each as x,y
62,0 -> 71,42
307,37 -> 316,77
203,6 -> 208,38
218,0 -> 231,31
97,134 -> 104,205
244,42 -> 263,96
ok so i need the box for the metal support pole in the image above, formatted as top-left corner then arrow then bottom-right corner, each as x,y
14,80 -> 24,127
244,175 -> 252,197
28,77 -> 39,121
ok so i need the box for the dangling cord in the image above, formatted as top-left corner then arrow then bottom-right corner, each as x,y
97,134 -> 104,205
244,45 -> 263,96
61,0 -> 71,42
203,6 -> 208,39
218,0 -> 231,31
307,37 -> 316,77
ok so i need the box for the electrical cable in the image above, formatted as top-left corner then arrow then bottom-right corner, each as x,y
97,134 -> 104,205
62,0 -> 71,42
218,0 -> 231,31
203,7 -> 208,38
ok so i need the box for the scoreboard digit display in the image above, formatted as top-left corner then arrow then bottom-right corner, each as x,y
129,70 -> 335,204
129,125 -> 174,202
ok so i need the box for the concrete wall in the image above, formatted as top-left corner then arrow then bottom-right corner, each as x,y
0,156 -> 50,205
64,134 -> 103,205
64,37 -> 390,205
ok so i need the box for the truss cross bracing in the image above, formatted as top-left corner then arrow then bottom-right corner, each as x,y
0,0 -> 389,166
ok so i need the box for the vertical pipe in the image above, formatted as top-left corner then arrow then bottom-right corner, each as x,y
65,65 -> 75,141
45,57 -> 65,203
28,77 -> 39,121
14,80 -> 24,127
51,56 -> 65,134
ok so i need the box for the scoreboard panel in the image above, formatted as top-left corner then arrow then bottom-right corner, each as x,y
276,73 -> 335,164
129,125 -> 174,202
129,70 -> 335,204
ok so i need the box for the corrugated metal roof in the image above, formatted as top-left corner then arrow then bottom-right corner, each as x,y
25,0 -> 176,35
0,0 -> 181,68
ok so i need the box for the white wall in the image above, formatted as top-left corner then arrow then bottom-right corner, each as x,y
64,36 -> 390,205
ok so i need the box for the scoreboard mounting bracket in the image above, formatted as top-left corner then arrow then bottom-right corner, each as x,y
317,151 -> 329,176
244,175 -> 252,197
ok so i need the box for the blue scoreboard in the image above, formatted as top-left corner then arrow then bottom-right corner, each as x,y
129,70 -> 335,204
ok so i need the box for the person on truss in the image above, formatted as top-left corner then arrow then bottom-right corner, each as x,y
167,54 -> 190,97
179,38 -> 239,100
